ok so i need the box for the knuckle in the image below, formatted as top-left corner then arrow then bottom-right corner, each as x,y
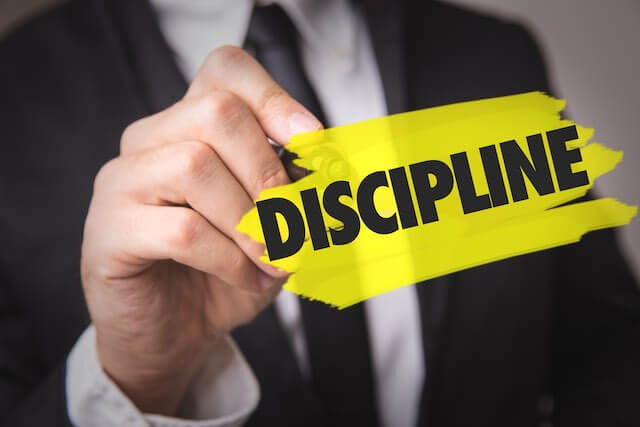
255,160 -> 289,193
175,141 -> 215,179
218,248 -> 248,278
119,120 -> 144,154
208,45 -> 249,67
257,87 -> 288,116
200,90 -> 241,120
94,158 -> 120,192
81,261 -> 113,287
166,209 -> 201,249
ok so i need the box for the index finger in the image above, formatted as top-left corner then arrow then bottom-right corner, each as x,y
185,45 -> 323,145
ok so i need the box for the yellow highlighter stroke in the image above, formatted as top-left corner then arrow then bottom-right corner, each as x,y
237,92 -> 637,308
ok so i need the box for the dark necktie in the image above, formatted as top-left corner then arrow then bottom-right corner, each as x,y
245,5 -> 380,426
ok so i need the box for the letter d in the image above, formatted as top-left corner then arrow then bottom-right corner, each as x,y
256,198 -> 305,261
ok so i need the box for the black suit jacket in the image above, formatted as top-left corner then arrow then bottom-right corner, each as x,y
0,1 -> 638,426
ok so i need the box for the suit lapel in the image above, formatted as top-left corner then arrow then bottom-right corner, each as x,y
98,0 -> 187,113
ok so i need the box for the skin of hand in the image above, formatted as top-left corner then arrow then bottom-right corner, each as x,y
80,46 -> 322,415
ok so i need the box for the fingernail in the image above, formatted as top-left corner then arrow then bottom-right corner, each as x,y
288,112 -> 322,142
259,262 -> 290,279
258,272 -> 287,290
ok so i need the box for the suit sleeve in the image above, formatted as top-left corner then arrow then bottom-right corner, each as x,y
551,220 -> 640,426
0,277 -> 73,427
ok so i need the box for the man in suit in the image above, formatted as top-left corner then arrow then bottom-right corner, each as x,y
0,0 -> 638,426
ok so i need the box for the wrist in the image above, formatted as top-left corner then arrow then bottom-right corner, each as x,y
96,330 -> 216,416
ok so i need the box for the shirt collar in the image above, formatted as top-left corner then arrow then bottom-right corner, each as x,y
149,0 -> 358,80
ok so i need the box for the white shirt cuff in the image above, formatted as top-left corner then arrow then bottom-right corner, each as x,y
66,325 -> 259,427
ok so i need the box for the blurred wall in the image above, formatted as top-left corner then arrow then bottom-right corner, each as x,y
2,0 -> 639,276
0,0 -> 60,37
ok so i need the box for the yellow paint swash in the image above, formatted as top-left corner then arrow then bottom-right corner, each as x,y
237,92 -> 637,308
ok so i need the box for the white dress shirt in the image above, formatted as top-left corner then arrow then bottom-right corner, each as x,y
66,1 -> 425,426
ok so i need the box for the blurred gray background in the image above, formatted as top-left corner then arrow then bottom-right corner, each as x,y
1,0 -> 638,277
